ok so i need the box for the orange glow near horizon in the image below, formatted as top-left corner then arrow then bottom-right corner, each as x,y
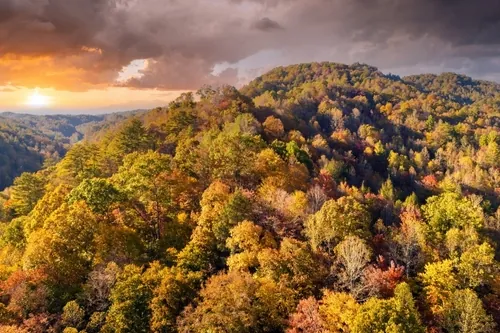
0,54 -> 189,113
0,86 -> 187,113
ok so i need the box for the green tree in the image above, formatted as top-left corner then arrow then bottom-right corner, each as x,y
443,289 -> 496,333
112,151 -> 173,242
457,242 -> 497,289
1,216 -> 28,249
305,196 -> 371,252
9,172 -> 45,216
69,178 -> 122,214
202,127 -> 264,182
117,119 -> 152,154
57,143 -> 104,183
104,264 -> 160,333
379,178 -> 396,202
422,193 -> 484,240
352,283 -> 424,333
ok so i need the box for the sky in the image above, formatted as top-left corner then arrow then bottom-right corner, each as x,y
1,0 -> 500,113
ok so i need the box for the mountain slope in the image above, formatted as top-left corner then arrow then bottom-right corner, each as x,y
0,63 -> 498,332
0,110 -> 143,190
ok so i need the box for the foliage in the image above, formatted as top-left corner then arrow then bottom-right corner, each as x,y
0,63 -> 499,331
305,196 -> 371,252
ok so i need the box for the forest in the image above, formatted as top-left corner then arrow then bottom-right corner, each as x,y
0,111 -> 144,190
0,62 -> 499,332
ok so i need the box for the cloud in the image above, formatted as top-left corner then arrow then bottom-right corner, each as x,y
252,18 -> 283,31
119,55 -> 239,90
1,0 -> 500,91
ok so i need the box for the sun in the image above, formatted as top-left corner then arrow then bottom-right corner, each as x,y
26,89 -> 51,108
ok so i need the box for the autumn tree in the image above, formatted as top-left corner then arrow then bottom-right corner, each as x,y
306,196 -> 371,253
334,236 -> 372,299
150,267 -> 202,333
263,116 -> 285,140
22,202 -> 100,293
61,301 -> 85,330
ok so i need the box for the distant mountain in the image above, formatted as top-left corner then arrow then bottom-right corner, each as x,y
0,110 -> 144,190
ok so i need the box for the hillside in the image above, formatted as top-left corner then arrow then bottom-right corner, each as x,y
0,62 -> 499,332
0,111 -> 144,190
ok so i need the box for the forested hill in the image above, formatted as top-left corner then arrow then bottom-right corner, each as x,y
0,110 -> 144,190
0,62 -> 499,332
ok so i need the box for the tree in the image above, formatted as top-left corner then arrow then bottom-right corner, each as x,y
27,184 -> 71,234
103,264 -> 160,333
22,202 -> 99,290
202,126 -> 264,182
443,289 -> 496,333
57,143 -> 104,183
178,271 -> 295,333
9,173 -> 45,216
116,119 -> 152,154
305,196 -> 371,253
226,220 -> 276,272
379,178 -> 396,202
112,151 -> 173,243
178,271 -> 259,333
150,268 -> 202,333
422,192 -> 484,240
87,311 -> 107,333
82,262 -> 121,312
0,269 -> 49,319
363,259 -> 405,298
484,141 -> 500,168
457,242 -> 496,289
287,297 -> 326,333
263,116 -> 285,140
351,283 -> 424,333
420,260 -> 459,317
319,291 -> 359,332
1,216 -> 28,250
257,238 -> 328,298
69,178 -> 122,214
253,148 -> 288,187
61,301 -> 85,329
177,182 -> 252,273
389,283 -> 425,333
334,236 -> 372,299
390,210 -> 426,277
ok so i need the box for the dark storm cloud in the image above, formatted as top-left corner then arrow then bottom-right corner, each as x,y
1,0 -> 500,90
